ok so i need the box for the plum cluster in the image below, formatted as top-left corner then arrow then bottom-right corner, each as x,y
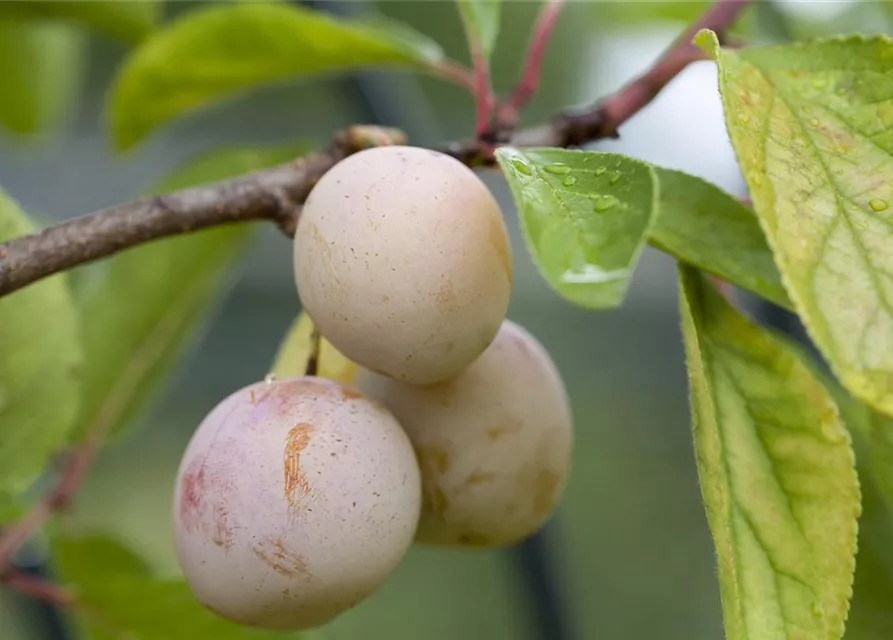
172,146 -> 574,631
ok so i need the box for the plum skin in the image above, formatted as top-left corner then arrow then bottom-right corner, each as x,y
292,145 -> 513,385
352,320 -> 574,548
172,376 -> 422,630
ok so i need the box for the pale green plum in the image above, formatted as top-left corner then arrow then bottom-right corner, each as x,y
293,145 -> 513,384
172,377 -> 422,630
353,320 -> 573,548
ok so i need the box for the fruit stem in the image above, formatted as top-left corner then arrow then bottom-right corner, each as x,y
305,329 -> 321,377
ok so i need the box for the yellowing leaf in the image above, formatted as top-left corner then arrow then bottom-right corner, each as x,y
270,312 -> 358,383
699,30 -> 893,417
678,264 -> 860,640
109,2 -> 444,150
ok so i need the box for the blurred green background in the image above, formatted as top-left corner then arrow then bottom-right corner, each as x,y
1,1 -> 889,639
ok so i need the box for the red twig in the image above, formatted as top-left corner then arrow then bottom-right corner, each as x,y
507,0 -> 566,111
470,41 -> 494,142
0,442 -> 99,573
592,0 -> 751,139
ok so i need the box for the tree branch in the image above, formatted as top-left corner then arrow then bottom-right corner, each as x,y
0,0 -> 750,299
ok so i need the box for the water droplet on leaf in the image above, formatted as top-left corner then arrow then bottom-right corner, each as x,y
593,195 -> 619,212
870,198 -> 888,212
563,176 -> 577,187
510,158 -> 533,176
737,112 -> 751,124
609,172 -> 621,184
812,601 -> 824,618
594,167 -> 607,176
808,117 -> 820,127
543,163 -> 571,175
560,265 -> 629,284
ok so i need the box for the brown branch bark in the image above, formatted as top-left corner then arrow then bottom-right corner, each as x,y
0,0 -> 750,301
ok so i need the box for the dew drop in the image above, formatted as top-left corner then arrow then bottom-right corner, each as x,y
560,265 -> 630,284
510,158 -> 533,176
609,171 -> 621,184
812,601 -> 824,618
802,105 -> 813,114
594,195 -> 619,211
870,198 -> 889,212
587,192 -> 601,201
594,167 -> 607,176
543,163 -> 571,175
563,176 -> 578,187
582,232 -> 602,246
737,112 -> 751,124
808,117 -> 820,127
264,373 -> 278,384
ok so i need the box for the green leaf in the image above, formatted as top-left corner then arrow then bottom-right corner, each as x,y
70,143 -> 310,442
456,0 -> 500,60
649,166 -> 791,310
109,2 -> 444,151
54,533 -> 322,639
0,187 -> 82,498
0,1 -> 160,44
495,146 -> 658,309
699,30 -> 893,417
678,264 -> 861,640
0,21 -> 86,137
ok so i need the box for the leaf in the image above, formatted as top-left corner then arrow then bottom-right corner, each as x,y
649,167 -> 791,310
698,30 -> 893,417
0,1 -> 160,44
109,2 -> 444,151
678,264 -> 861,640
0,187 -> 82,498
270,312 -> 358,382
0,21 -> 86,137
456,0 -> 500,60
70,143 -> 310,442
495,146 -> 658,309
53,533 -> 322,640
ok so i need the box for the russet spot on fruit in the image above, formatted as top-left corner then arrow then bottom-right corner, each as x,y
293,145 -> 513,385
353,320 -> 574,548
172,377 -> 422,630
